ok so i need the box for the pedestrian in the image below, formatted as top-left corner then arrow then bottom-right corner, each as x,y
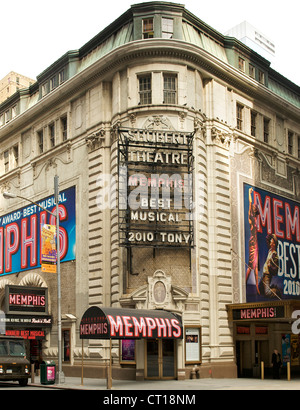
272,349 -> 282,379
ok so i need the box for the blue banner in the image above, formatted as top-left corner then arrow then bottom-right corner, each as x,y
244,184 -> 300,302
0,186 -> 76,276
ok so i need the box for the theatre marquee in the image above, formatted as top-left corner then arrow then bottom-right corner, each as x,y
80,306 -> 183,340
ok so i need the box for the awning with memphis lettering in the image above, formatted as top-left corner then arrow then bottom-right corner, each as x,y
79,306 -> 183,340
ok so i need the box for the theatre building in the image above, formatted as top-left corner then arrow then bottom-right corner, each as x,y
0,2 -> 300,380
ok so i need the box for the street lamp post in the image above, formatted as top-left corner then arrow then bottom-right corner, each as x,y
3,175 -> 64,384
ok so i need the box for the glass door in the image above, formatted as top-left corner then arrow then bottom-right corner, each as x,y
146,340 -> 159,378
146,339 -> 176,379
162,339 -> 175,378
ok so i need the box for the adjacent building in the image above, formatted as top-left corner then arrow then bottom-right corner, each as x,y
0,2 -> 300,380
225,21 -> 276,64
0,71 -> 35,104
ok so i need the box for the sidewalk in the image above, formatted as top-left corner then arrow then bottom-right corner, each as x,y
29,376 -> 300,390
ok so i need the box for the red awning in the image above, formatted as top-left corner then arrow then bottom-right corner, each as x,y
80,306 -> 183,340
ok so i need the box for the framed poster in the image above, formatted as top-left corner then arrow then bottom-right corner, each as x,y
185,326 -> 202,364
120,339 -> 136,364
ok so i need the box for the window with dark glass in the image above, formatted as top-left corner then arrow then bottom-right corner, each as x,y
251,111 -> 257,137
288,131 -> 294,155
139,75 -> 152,105
163,74 -> 177,104
143,18 -> 154,39
50,76 -> 57,91
49,123 -> 55,147
263,117 -> 270,143
38,130 -> 44,153
61,116 -> 68,141
59,70 -> 65,85
236,104 -> 243,131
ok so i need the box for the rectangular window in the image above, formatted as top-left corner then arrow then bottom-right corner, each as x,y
63,329 -> 71,362
5,110 -> 10,123
238,57 -> 245,72
61,116 -> 68,141
288,131 -> 294,155
139,75 -> 152,105
49,123 -> 55,147
236,104 -> 243,131
163,74 -> 177,104
59,70 -> 65,84
50,76 -> 57,91
4,150 -> 9,173
249,64 -> 255,79
38,130 -> 44,153
263,117 -> 270,143
11,105 -> 17,119
251,111 -> 257,137
143,18 -> 154,39
298,136 -> 300,159
259,70 -> 265,84
13,145 -> 19,168
162,18 -> 173,39
41,83 -> 48,97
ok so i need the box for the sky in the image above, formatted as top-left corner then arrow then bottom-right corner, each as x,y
1,0 -> 299,86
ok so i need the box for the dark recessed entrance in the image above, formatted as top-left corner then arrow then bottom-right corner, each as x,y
146,339 -> 176,380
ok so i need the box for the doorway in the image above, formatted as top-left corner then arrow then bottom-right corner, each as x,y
236,340 -> 269,378
145,339 -> 176,380
236,340 -> 252,378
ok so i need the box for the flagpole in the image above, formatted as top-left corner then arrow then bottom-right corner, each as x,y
54,175 -> 64,384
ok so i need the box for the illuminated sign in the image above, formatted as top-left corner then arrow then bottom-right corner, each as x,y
0,186 -> 76,277
118,129 -> 194,248
5,285 -> 48,314
232,305 -> 285,321
5,329 -> 46,340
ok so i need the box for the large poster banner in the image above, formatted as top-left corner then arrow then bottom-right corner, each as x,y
244,183 -> 300,302
0,186 -> 76,276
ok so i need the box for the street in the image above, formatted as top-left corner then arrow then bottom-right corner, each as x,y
0,381 -> 53,390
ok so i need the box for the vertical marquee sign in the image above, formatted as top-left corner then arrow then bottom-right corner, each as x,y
118,128 -> 194,248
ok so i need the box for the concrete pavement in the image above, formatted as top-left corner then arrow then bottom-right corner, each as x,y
29,376 -> 300,390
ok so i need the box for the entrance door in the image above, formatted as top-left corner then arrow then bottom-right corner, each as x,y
255,340 -> 269,367
146,339 -> 176,379
236,340 -> 252,378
